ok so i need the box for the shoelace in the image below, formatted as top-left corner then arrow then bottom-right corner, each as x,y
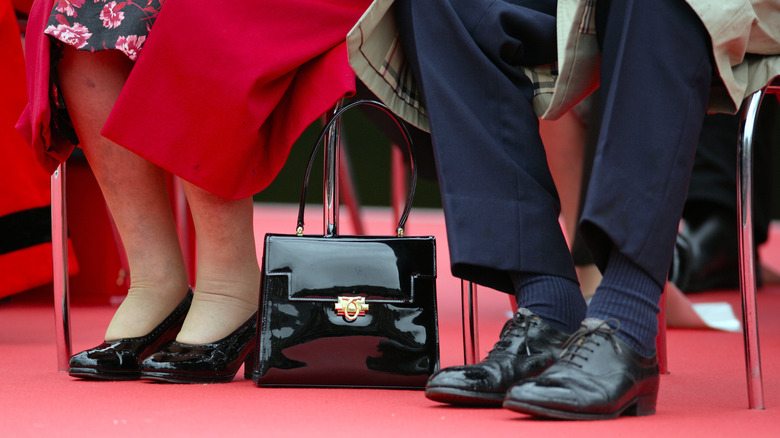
558,319 -> 622,367
488,310 -> 534,358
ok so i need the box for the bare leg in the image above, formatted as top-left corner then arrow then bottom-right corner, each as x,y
57,46 -> 189,340
539,112 -> 586,243
175,183 -> 260,344
540,112 -> 603,299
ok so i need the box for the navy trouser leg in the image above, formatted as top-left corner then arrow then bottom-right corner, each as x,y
580,0 -> 713,286
397,0 -> 574,294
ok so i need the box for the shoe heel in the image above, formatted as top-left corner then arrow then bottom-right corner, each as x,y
243,349 -> 257,380
627,392 -> 657,417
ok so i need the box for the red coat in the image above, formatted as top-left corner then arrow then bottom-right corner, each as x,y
17,0 -> 370,199
2,0 -> 77,298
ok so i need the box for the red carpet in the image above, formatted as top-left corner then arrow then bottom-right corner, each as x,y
1,205 -> 778,437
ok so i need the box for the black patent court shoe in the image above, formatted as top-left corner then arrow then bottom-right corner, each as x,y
503,318 -> 660,420
68,290 -> 193,380
140,312 -> 257,383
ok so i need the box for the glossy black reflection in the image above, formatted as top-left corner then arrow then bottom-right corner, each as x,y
140,312 -> 257,384
253,235 -> 439,388
68,290 -> 193,380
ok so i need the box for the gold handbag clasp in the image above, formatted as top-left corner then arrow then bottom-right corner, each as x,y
335,296 -> 369,321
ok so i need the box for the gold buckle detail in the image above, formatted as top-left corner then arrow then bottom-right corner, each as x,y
335,296 -> 369,321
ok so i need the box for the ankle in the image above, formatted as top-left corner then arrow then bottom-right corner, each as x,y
511,273 -> 586,333
588,251 -> 662,357
175,286 -> 259,344
191,271 -> 260,306
105,284 -> 190,341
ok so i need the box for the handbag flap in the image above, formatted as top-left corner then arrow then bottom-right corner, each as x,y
263,234 -> 435,303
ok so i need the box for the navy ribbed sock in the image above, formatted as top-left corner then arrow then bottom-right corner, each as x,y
587,250 -> 663,357
511,272 -> 586,334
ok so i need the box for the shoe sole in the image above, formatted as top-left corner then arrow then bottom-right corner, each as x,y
140,371 -> 238,384
503,393 -> 657,420
425,387 -> 505,406
69,367 -> 140,381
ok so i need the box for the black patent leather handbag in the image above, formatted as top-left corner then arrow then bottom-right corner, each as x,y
252,101 -> 439,388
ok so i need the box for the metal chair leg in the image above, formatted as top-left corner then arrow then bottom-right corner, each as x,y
323,101 -> 344,236
51,163 -> 72,372
390,145 -> 406,227
320,102 -> 369,236
338,137 -> 365,235
657,285 -> 668,374
461,280 -> 480,365
737,88 -> 765,410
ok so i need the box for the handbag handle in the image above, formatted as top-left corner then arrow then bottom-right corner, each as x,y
296,100 -> 417,237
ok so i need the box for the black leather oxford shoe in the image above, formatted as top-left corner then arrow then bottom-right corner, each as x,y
140,312 -> 257,383
424,308 -> 571,406
503,318 -> 659,420
68,290 -> 193,380
670,213 -> 761,292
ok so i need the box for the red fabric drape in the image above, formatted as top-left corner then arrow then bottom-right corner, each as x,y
1,0 -> 77,298
17,0 -> 371,199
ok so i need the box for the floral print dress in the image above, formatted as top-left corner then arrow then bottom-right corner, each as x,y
45,0 -> 165,61
43,1 -> 165,144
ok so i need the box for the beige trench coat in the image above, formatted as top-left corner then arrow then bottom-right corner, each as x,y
347,0 -> 780,131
